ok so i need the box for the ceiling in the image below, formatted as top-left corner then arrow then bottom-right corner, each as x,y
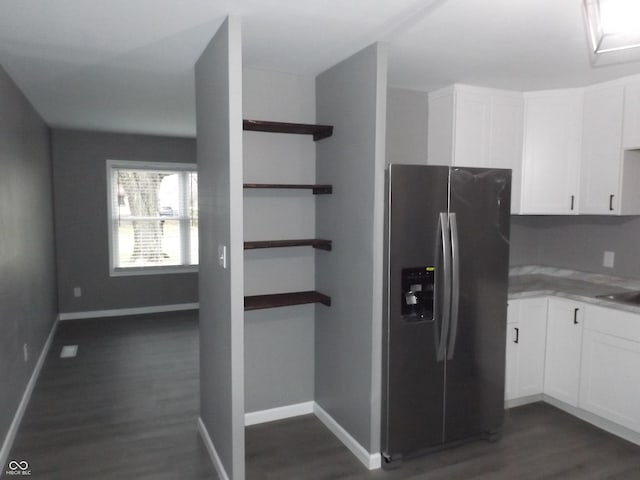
2,0 -> 640,137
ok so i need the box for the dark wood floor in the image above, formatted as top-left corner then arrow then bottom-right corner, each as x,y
9,312 -> 640,479
247,404 -> 640,479
8,312 -> 217,480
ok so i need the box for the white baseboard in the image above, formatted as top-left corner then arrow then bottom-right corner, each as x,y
245,401 -> 314,426
0,318 -> 58,471
197,417 -> 230,480
244,401 -> 381,470
58,303 -> 199,321
542,395 -> 640,447
313,402 -> 382,470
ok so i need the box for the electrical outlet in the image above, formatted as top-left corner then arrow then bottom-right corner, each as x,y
603,251 -> 615,268
23,343 -> 28,362
73,287 -> 82,297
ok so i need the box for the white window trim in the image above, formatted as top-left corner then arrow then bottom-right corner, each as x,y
106,159 -> 198,277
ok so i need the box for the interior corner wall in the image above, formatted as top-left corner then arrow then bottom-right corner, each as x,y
196,16 -> 245,480
315,43 -> 388,453
386,87 -> 429,165
242,68 -> 316,412
0,66 -> 57,453
51,129 -> 198,314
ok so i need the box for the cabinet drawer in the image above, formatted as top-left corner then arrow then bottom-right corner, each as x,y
585,305 -> 640,342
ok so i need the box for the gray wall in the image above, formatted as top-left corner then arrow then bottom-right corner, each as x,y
51,129 -> 197,313
386,87 -> 428,165
0,67 -> 57,455
196,17 -> 245,480
511,215 -> 640,278
315,43 -> 388,453
243,68 -> 316,412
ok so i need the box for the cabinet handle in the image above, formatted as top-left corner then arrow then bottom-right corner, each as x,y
609,194 -> 614,211
570,195 -> 575,211
573,308 -> 579,325
514,327 -> 519,344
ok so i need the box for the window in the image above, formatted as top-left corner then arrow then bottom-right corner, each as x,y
107,160 -> 198,275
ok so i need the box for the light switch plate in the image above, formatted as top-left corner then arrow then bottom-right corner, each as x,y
218,245 -> 227,269
603,251 -> 615,268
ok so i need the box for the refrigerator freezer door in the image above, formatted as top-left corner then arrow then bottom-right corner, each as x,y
444,167 -> 511,443
383,164 -> 450,458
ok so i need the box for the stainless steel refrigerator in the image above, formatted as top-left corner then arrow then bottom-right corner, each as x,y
382,164 -> 511,466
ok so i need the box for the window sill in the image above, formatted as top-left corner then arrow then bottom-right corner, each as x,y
110,265 -> 198,277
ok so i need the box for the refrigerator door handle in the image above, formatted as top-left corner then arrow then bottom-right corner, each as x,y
436,212 -> 451,362
447,212 -> 460,360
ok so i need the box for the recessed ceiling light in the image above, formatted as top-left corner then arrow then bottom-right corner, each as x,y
584,0 -> 640,53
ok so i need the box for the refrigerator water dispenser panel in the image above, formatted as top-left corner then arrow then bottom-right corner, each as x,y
401,267 -> 435,320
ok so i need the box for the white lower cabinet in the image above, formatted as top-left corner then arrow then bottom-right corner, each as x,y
505,298 -> 548,401
579,305 -> 640,433
506,295 -> 640,440
543,298 -> 584,406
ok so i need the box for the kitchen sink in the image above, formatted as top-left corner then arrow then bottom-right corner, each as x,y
597,290 -> 640,305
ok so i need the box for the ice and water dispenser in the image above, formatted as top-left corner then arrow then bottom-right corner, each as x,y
401,266 -> 435,320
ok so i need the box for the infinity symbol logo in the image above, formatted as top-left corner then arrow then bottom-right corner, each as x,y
8,460 -> 29,470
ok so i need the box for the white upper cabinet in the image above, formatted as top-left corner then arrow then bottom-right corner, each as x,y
521,90 -> 582,214
453,88 -> 490,168
427,76 -> 640,216
490,94 -> 524,214
427,86 -> 455,166
580,80 -> 640,215
623,80 -> 640,149
427,85 -> 523,213
579,84 -> 624,214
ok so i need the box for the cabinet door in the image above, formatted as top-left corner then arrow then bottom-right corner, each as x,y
453,89 -> 490,167
427,89 -> 454,166
580,330 -> 640,432
490,95 -> 524,214
521,91 -> 582,214
544,298 -> 584,406
623,81 -> 640,149
514,298 -> 548,398
505,298 -> 548,401
580,85 -> 624,214
505,303 -> 518,401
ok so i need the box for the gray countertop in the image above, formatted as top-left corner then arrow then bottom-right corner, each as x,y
508,266 -> 640,314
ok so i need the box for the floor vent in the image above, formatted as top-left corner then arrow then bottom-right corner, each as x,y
60,345 -> 78,358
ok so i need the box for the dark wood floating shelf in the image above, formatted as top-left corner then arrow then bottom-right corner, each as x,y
244,239 -> 332,251
243,183 -> 332,194
243,119 -> 333,141
245,290 -> 331,311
